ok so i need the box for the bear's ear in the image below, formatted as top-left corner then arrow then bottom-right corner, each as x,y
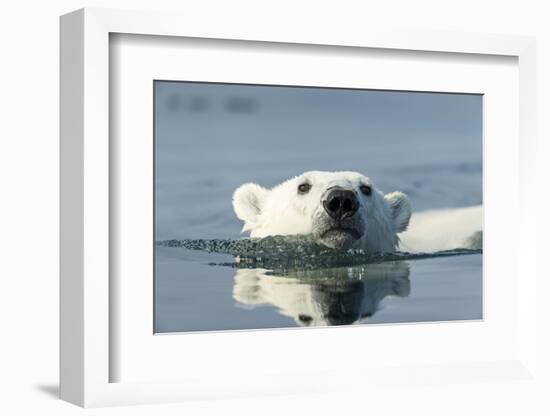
232,183 -> 269,230
384,191 -> 412,233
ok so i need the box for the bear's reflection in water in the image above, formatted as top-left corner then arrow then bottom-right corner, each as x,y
233,261 -> 410,327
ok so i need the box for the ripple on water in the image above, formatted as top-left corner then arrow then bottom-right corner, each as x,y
156,236 -> 481,272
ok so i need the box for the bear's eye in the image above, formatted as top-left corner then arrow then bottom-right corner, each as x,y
297,182 -> 312,195
360,184 -> 372,196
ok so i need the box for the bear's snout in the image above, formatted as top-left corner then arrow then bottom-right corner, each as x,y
322,187 -> 359,220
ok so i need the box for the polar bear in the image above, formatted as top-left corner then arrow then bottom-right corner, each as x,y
233,170 -> 483,253
399,205 -> 482,252
232,170 -> 411,252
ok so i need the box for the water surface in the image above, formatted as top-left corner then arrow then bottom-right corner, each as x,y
154,242 -> 482,332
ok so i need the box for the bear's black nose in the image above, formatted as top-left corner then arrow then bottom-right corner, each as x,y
323,187 -> 359,220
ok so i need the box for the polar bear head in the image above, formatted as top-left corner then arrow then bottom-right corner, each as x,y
232,171 -> 411,252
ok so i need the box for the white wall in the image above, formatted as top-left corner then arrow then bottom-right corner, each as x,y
1,1 -> 548,414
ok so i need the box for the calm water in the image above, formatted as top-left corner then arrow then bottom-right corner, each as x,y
154,246 -> 482,332
153,81 -> 483,333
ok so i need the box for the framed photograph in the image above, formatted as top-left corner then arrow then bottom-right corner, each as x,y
152,80 -> 484,333
60,8 -> 538,407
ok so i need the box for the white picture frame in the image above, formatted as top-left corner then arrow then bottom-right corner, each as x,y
60,7 -> 538,407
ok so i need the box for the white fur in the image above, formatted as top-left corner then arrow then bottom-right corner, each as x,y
398,205 -> 482,252
233,171 -> 483,253
232,171 -> 411,253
